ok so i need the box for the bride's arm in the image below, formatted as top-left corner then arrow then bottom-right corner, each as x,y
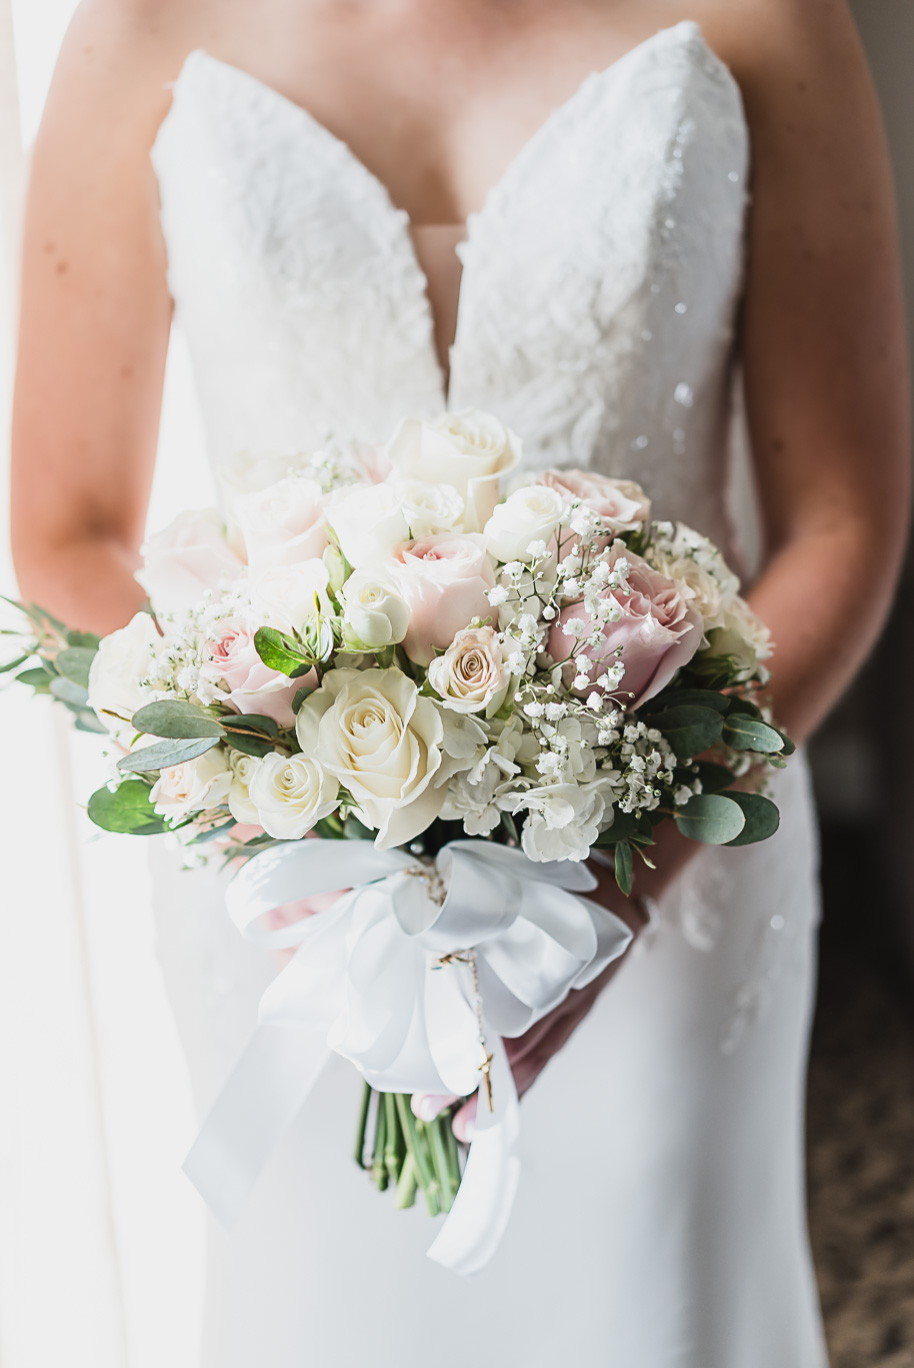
453,0 -> 911,1130
10,3 -> 186,634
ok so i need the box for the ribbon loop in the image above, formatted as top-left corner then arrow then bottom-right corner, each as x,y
186,837 -> 632,1274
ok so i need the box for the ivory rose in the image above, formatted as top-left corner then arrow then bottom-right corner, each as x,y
704,596 -> 772,675
388,533 -> 496,667
205,616 -> 306,725
549,545 -> 702,708
232,474 -> 329,570
296,668 -> 446,849
535,469 -> 651,534
227,751 -> 263,825
340,570 -> 410,650
150,748 -> 232,824
385,409 -> 522,532
87,611 -> 160,744
394,479 -> 465,537
483,485 -> 567,563
428,626 -> 509,716
137,510 -> 245,616
249,752 -> 338,839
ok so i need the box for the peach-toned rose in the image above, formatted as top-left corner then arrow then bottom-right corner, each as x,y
388,533 -> 496,666
427,626 -> 509,715
137,510 -> 245,616
231,474 -> 329,570
548,546 -> 701,708
535,469 -> 651,535
206,616 -> 309,725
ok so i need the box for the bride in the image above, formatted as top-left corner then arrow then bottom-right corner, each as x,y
10,0 -> 910,1364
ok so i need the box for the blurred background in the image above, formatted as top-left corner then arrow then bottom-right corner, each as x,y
0,4 -> 912,1367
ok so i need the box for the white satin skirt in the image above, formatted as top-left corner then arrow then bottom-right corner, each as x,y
150,755 -> 829,1368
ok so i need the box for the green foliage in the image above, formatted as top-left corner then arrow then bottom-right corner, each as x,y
690,760 -> 736,794
54,646 -> 96,689
724,791 -> 780,846
721,716 -> 784,753
132,700 -> 225,739
49,676 -> 89,707
87,780 -> 170,835
16,666 -> 55,691
614,840 -> 633,895
650,704 -> 724,759
674,793 -> 747,845
649,687 -> 730,714
254,627 -> 320,678
117,735 -> 221,774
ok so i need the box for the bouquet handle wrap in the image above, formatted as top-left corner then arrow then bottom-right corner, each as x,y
183,839 -> 633,1274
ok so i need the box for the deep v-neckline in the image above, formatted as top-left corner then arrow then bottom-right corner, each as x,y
174,21 -> 713,405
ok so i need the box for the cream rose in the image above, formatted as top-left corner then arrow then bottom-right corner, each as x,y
231,474 -> 329,571
87,612 -> 161,744
150,748 -> 232,825
249,752 -> 338,839
388,533 -> 496,667
227,751 -> 263,825
385,409 -> 522,532
394,479 -> 465,537
535,469 -> 651,534
137,510 -> 245,617
428,626 -> 509,716
326,482 -> 409,568
340,570 -> 410,649
296,668 -> 445,849
704,596 -> 773,674
484,485 -> 567,563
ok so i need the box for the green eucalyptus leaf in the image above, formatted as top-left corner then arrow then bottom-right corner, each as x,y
16,666 -> 55,690
774,728 -> 796,756
225,732 -> 275,758
49,676 -> 90,707
0,653 -> 31,676
66,630 -> 101,650
117,735 -> 221,774
253,627 -> 316,679
73,711 -> 108,735
722,716 -> 784,753
690,760 -> 736,794
87,780 -> 170,835
132,699 -> 225,739
292,685 -> 314,714
723,695 -> 762,718
649,688 -> 730,714
222,713 -> 279,738
725,791 -> 781,846
674,793 -> 746,845
650,705 -> 724,759
55,646 -> 96,688
614,840 -> 633,896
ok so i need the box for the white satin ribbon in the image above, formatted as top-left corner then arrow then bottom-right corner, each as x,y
183,838 -> 632,1274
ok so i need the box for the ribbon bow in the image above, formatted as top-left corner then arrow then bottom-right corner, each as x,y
183,839 -> 632,1274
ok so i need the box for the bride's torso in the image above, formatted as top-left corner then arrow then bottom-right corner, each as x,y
151,18 -> 750,559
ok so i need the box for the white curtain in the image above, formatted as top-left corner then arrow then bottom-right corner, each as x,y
0,7 -> 212,1364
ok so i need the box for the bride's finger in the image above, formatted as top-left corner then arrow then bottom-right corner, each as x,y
451,1092 -> 478,1143
411,1092 -> 460,1122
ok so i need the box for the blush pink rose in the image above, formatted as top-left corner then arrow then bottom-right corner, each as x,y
548,546 -> 701,708
389,533 -> 496,666
137,510 -> 246,616
232,475 -> 330,571
535,469 -> 651,535
207,617 -> 310,726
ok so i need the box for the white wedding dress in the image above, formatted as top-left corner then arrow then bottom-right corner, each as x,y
149,21 -> 828,1366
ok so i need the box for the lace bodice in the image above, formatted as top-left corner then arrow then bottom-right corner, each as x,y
151,20 -> 750,557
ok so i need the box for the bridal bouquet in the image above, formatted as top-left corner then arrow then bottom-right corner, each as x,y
7,409 -> 792,1272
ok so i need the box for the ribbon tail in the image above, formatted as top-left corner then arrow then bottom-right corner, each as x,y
182,1023 -> 329,1231
426,1036 -> 520,1275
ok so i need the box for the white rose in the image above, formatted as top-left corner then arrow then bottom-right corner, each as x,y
484,485 -> 567,564
150,747 -> 232,825
385,409 -> 522,532
427,626 -> 509,716
649,550 -> 728,634
704,596 -> 772,675
87,612 -> 160,744
227,751 -> 263,825
136,509 -> 245,617
248,560 -> 331,637
325,482 -> 409,568
248,752 -> 338,839
510,781 -> 609,863
230,474 -> 329,571
394,478 -> 465,537
340,570 -> 410,649
296,667 -> 445,849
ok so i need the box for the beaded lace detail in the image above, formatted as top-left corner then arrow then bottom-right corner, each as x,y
151,20 -> 749,557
